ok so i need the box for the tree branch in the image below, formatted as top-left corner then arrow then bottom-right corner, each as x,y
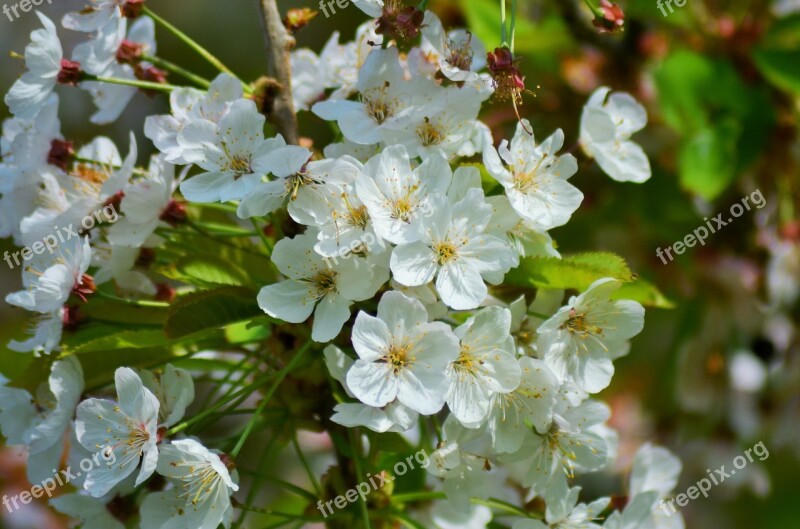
256,0 -> 299,145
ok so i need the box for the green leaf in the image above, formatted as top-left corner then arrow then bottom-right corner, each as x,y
157,254 -> 250,287
612,278 -> 675,309
80,299 -> 168,325
224,318 -> 271,344
678,122 -> 740,201
753,14 -> 800,94
79,347 -> 178,391
164,286 -> 263,340
505,252 -> 634,290
68,329 -> 169,354
457,0 -> 573,57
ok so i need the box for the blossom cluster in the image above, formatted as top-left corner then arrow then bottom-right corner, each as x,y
0,1 -> 681,528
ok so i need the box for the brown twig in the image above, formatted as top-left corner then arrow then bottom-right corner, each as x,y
256,0 -> 299,145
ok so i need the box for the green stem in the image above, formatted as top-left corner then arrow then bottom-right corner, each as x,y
510,0 -> 518,53
167,371 -> 275,436
142,6 -> 251,93
251,218 -> 274,253
500,0 -> 508,46
292,429 -> 324,497
87,74 -> 179,92
349,428 -> 372,529
230,342 -> 312,457
527,310 -> 552,320
94,290 -> 171,308
142,54 -> 212,88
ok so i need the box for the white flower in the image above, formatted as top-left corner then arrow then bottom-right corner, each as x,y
5,236 -> 92,314
63,0 -> 125,32
313,48 -> 431,145
238,149 -> 361,225
19,134 -> 137,247
50,493 -> 125,529
430,503 -> 493,529
312,180 -> 384,259
536,278 -> 645,393
484,357 -> 559,454
487,195 -> 560,261
291,48 -> 326,111
484,122 -> 583,230
346,291 -> 460,414
145,73 -> 243,165
8,309 -> 64,355
75,367 -> 160,497
138,364 -> 195,428
73,15 -> 157,124
0,356 -> 84,484
427,417 -> 501,512
602,444 -> 684,529
140,439 -> 239,529
382,85 -> 486,160
178,99 -> 284,203
257,231 -> 384,342
391,189 -> 517,310
514,483 -> 609,529
504,399 -> 611,497
580,87 -> 651,183
107,156 -> 182,248
326,345 -> 419,433
5,13 -> 64,120
356,145 -> 450,245
2,93 -> 63,174
420,12 -> 487,84
445,306 -> 521,425
352,0 -> 384,17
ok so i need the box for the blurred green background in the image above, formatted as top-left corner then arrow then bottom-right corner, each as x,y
1,0 -> 799,527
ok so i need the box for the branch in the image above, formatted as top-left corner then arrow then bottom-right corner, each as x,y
257,0 -> 299,145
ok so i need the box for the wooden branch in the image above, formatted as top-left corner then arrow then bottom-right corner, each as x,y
257,0 -> 299,145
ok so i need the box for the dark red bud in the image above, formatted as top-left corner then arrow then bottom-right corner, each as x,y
122,0 -> 145,18
47,139 -> 75,170
159,199 -> 186,226
57,59 -> 84,86
154,283 -> 176,303
116,39 -> 144,64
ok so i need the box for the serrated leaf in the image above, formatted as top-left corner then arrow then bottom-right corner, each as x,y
80,347 -> 178,392
506,252 -> 634,290
157,254 -> 250,287
80,299 -> 168,325
69,329 -> 169,354
165,286 -> 263,340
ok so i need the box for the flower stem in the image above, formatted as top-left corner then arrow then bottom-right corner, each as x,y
510,0 -> 519,54
141,54 -> 212,88
229,342 -> 312,457
142,6 -> 251,93
87,74 -> 179,92
94,290 -> 171,308
500,0 -> 508,46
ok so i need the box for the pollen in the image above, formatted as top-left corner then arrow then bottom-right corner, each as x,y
433,241 -> 458,265
384,342 -> 414,374
417,117 -> 444,146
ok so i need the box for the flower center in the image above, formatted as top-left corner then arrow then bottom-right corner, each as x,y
433,241 -> 458,265
417,117 -> 444,146
312,269 -> 338,296
446,34 -> 474,71
363,82 -> 397,124
384,342 -> 414,374
228,155 -> 253,177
